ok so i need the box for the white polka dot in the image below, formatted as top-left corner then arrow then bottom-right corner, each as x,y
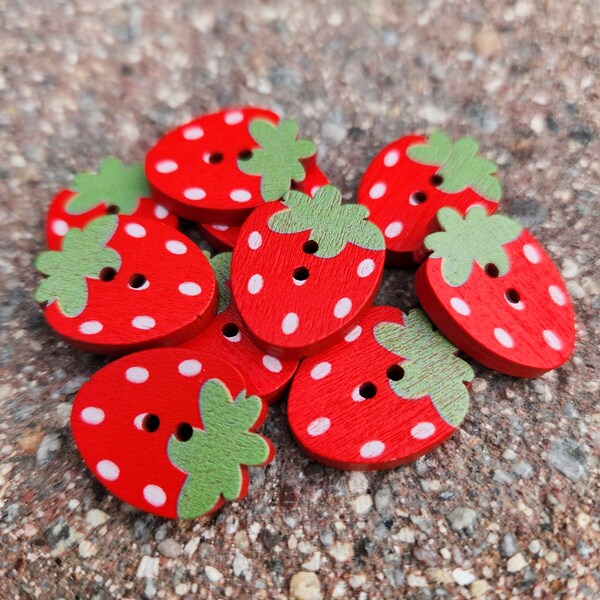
384,221 -> 403,238
383,149 -> 400,167
248,231 -> 262,249
230,189 -> 252,203
155,159 -> 178,173
97,460 -> 119,481
126,366 -> 149,384
494,327 -> 514,348
79,321 -> 103,335
184,187 -> 206,201
80,407 -> 105,425
125,223 -> 146,238
357,258 -> 376,278
549,285 -> 566,306
352,386 -> 368,402
133,413 -> 147,430
282,312 -> 299,335
132,316 -> 156,330
310,362 -> 332,380
360,440 -> 385,458
310,186 -> 321,197
523,243 -> 541,264
248,274 -> 264,294
334,297 -> 352,319
450,297 -> 471,316
211,224 -> 229,231
166,240 -> 187,254
411,422 -> 436,440
543,330 -> 562,351
143,484 -> 166,507
262,355 -> 282,373
178,359 -> 202,377
307,417 -> 331,437
369,182 -> 387,199
179,282 -> 201,296
154,205 -> 169,219
344,325 -> 362,342
224,111 -> 244,125
183,125 -> 204,140
52,219 -> 69,236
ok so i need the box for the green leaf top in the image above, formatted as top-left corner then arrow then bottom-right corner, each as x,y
35,216 -> 121,317
237,119 -> 317,201
268,185 -> 385,258
374,309 -> 473,427
167,379 -> 271,519
407,132 -> 502,202
424,206 -> 522,287
209,252 -> 233,314
66,157 -> 150,215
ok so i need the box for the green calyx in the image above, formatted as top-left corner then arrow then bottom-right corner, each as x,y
66,157 -> 150,215
407,132 -> 502,202
167,379 -> 271,520
35,216 -> 121,317
207,251 -> 232,314
425,206 -> 522,287
237,119 -> 317,201
374,309 -> 473,427
268,185 -> 385,258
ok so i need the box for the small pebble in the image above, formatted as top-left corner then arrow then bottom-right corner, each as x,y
204,565 -> 223,583
158,538 -> 182,558
529,540 -> 541,554
36,432 -> 62,466
328,542 -> 353,562
289,571 -> 322,600
452,568 -> 476,586
447,506 -> 478,535
348,472 -> 369,494
232,552 -> 249,577
353,494 -> 373,515
407,574 -> 428,588
78,540 -> 97,558
500,533 -> 519,558
374,486 -> 392,513
472,28 -> 501,57
507,552 -> 527,573
470,579 -> 489,598
86,509 -> 109,529
548,438 -> 588,482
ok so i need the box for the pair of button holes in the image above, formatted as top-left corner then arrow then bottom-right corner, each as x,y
358,365 -> 405,400
291,240 -> 318,284
99,268 -> 147,290
142,414 -> 193,442
207,150 -> 253,164
482,265 -> 521,304
408,175 -> 444,206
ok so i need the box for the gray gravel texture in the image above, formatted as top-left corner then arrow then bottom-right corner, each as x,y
1,1 -> 599,598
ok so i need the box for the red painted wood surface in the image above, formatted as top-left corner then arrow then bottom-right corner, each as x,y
287,306 -> 473,470
71,349 -> 273,519
145,107 -> 317,224
197,165 -> 330,251
38,216 -> 218,354
358,134 -> 500,267
180,253 -> 299,403
230,187 -> 385,359
415,209 -> 575,377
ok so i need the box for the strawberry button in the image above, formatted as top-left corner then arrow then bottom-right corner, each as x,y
45,157 -> 178,251
71,349 -> 274,519
288,306 -> 474,470
35,215 -> 218,354
358,132 -> 502,267
415,207 -> 576,376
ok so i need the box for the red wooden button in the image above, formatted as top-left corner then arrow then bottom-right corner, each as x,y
358,132 -> 502,267
46,157 -> 177,251
230,185 -> 386,359
415,207 -> 575,377
35,215 -> 217,354
71,349 -> 274,519
287,306 -> 474,470
145,107 -> 317,225
180,252 -> 299,403
197,165 -> 330,251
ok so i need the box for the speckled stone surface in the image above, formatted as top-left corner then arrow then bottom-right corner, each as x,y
1,1 -> 599,598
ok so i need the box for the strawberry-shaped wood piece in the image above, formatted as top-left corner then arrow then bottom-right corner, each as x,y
71,349 -> 274,519
358,132 -> 502,267
197,165 -> 330,251
180,252 -> 299,403
415,206 -> 575,377
288,306 -> 474,470
231,185 -> 386,359
35,215 -> 217,354
46,157 -> 177,250
146,108 -> 317,224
